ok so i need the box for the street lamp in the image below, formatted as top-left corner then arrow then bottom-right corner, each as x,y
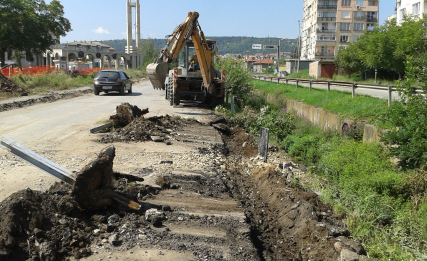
278,38 -> 285,77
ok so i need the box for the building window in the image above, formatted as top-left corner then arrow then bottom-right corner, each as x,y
342,0 -> 351,6
321,46 -> 327,54
341,11 -> 351,18
399,8 -> 406,20
340,35 -> 349,42
413,2 -> 420,15
368,0 -> 376,6
318,11 -> 337,17
354,23 -> 364,30
354,11 -> 365,19
340,22 -> 350,30
367,12 -> 377,22
356,0 -> 364,6
367,23 -> 374,31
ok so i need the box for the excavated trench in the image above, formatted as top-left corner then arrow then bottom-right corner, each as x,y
0,111 -> 372,261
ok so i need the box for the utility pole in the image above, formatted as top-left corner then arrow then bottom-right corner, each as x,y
297,20 -> 301,73
66,42 -> 69,74
278,38 -> 285,76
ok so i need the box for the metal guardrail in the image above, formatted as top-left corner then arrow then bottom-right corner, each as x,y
253,75 -> 424,107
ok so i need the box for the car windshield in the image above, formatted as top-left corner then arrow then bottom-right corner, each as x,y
97,71 -> 119,78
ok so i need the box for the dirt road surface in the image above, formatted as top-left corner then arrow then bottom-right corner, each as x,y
0,80 -> 213,201
0,80 -> 374,260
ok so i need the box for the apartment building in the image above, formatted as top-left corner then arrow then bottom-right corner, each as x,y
301,0 -> 379,61
396,0 -> 427,24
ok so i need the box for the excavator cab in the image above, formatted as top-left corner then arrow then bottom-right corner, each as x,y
146,11 -> 224,107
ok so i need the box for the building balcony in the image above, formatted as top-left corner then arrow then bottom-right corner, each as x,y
317,17 -> 336,22
315,52 -> 335,58
317,29 -> 336,33
367,17 -> 378,22
354,16 -> 366,20
317,35 -> 336,41
318,5 -> 337,9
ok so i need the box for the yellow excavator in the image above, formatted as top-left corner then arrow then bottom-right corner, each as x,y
146,12 -> 225,107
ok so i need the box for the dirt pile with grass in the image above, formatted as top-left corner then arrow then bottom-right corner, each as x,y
0,72 -> 29,96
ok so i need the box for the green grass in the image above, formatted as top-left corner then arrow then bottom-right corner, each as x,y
252,80 -> 390,127
282,70 -> 398,85
332,74 -> 397,86
285,70 -> 314,79
216,86 -> 427,260
2,68 -> 146,100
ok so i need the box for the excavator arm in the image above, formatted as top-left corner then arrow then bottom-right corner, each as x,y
147,11 -> 215,91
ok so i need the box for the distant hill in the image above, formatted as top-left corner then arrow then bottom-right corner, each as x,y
100,37 -> 298,55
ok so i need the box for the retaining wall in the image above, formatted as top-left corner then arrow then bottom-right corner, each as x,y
285,99 -> 381,143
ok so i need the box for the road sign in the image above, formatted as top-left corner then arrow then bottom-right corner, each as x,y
263,45 -> 277,49
252,44 -> 262,50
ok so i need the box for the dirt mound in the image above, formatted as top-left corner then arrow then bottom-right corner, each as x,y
72,146 -> 116,210
222,128 -> 372,261
228,127 -> 258,157
109,103 -> 148,128
0,177 -> 152,261
0,71 -> 29,96
99,114 -> 181,143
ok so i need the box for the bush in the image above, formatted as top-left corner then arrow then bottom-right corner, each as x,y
381,54 -> 427,169
214,57 -> 253,102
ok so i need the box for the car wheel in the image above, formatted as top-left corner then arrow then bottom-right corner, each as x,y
94,89 -> 99,95
120,85 -> 125,95
128,83 -> 132,94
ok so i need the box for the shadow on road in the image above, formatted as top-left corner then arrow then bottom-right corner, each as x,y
98,92 -> 142,97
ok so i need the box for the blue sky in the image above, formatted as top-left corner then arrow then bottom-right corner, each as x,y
52,0 -> 396,43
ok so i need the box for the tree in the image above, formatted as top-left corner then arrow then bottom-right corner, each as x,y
335,15 -> 427,80
214,57 -> 252,101
0,0 -> 71,66
140,38 -> 159,69
381,53 -> 427,169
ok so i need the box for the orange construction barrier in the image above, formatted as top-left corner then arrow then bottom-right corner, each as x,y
0,65 -> 120,78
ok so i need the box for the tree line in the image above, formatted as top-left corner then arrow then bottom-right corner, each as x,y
100,37 -> 298,56
335,15 -> 427,80
0,0 -> 71,67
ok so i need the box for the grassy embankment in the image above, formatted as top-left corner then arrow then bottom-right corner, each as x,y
216,80 -> 427,260
1,69 -> 146,99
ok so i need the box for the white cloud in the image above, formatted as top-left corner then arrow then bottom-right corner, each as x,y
93,27 -> 110,34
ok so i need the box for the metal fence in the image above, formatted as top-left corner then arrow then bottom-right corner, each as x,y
253,75 -> 424,107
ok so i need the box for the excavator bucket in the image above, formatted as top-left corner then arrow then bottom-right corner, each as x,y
146,62 -> 169,90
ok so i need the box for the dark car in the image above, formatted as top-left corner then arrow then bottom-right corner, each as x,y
93,70 -> 132,95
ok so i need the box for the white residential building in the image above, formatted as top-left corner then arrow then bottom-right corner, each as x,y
301,0 -> 379,61
396,0 -> 427,24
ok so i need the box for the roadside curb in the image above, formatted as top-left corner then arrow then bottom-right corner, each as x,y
0,86 -> 93,113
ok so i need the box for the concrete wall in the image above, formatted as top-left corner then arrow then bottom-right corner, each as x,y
309,61 -> 320,78
286,99 -> 381,143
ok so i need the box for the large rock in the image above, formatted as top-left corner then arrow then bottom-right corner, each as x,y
339,249 -> 359,261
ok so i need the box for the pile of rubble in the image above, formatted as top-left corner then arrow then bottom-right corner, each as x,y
99,103 -> 182,143
0,71 -> 29,96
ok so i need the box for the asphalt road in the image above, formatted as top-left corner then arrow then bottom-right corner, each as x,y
0,80 -> 213,145
257,76 -> 401,101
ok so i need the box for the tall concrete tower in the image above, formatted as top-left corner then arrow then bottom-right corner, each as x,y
125,0 -> 140,54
